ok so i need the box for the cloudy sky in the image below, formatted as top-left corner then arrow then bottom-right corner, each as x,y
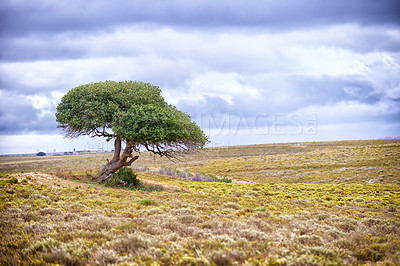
1,0 -> 400,154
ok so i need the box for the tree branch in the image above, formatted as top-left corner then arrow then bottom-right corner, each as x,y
92,127 -> 114,138
127,155 -> 139,165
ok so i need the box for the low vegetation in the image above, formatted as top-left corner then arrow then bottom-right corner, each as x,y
1,139 -> 399,265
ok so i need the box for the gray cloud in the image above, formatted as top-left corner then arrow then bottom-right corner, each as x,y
2,24 -> 399,66
179,75 -> 383,115
177,72 -> 399,134
0,91 -> 58,135
0,34 -> 85,62
0,0 -> 399,152
1,0 -> 399,38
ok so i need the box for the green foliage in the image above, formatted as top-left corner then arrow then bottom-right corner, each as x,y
215,177 -> 232,183
56,81 -> 164,137
114,104 -> 208,149
138,198 -> 156,205
0,176 -> 19,186
9,177 -> 18,184
104,167 -> 140,188
55,80 -> 209,153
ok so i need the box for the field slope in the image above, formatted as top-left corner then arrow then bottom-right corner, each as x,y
1,139 -> 399,265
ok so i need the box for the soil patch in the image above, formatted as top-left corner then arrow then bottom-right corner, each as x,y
12,172 -> 92,189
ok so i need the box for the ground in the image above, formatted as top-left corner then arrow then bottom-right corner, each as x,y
0,139 -> 399,265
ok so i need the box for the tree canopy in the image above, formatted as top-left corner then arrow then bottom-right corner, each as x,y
56,80 -> 209,180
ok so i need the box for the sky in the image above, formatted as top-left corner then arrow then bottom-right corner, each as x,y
1,0 -> 400,154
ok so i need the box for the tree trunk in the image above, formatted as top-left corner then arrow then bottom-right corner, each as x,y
94,137 -> 139,182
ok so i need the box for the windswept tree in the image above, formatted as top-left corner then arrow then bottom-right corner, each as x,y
56,80 -> 209,181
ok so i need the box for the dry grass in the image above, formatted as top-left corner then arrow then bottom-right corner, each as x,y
1,139 -> 400,265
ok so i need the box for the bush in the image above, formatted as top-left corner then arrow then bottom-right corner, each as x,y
215,177 -> 232,183
159,166 -> 177,176
137,184 -> 164,192
139,198 -> 156,205
104,167 -> 140,188
9,177 -> 19,184
158,166 -> 232,183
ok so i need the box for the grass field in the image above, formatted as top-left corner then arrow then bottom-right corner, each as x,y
1,139 -> 399,265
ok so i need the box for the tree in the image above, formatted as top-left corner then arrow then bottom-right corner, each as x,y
55,80 -> 209,181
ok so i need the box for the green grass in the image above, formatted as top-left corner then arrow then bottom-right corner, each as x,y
0,139 -> 399,265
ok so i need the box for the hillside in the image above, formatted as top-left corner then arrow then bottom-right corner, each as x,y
1,139 -> 399,265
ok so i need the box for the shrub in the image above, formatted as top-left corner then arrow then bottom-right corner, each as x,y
309,246 -> 337,258
223,202 -> 242,210
105,167 -> 140,188
192,172 -> 209,182
215,177 -> 232,183
103,178 -> 120,188
177,214 -> 202,224
137,184 -> 164,192
40,208 -> 63,216
178,171 -> 190,179
112,234 -> 150,253
158,167 -> 232,183
159,166 -> 176,176
27,237 -> 61,253
93,249 -> 118,265
297,235 -> 323,245
208,250 -> 233,266
8,177 -> 19,184
178,256 -> 209,266
139,199 -> 156,206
